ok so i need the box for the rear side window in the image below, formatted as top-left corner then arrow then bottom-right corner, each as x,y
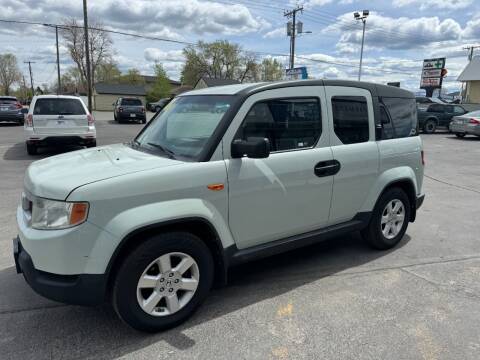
236,98 -> 322,152
382,97 -> 417,138
380,106 -> 394,140
122,98 -> 142,106
453,106 -> 465,114
33,98 -> 86,115
427,104 -> 444,113
331,96 -> 369,144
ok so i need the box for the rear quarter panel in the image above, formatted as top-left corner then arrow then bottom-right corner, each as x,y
361,136 -> 423,212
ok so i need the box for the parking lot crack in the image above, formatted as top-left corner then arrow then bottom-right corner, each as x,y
400,268 -> 480,302
0,303 -> 68,315
424,174 -> 480,195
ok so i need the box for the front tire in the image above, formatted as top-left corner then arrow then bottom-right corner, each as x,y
455,133 -> 466,138
361,188 -> 411,250
113,232 -> 214,332
423,119 -> 436,134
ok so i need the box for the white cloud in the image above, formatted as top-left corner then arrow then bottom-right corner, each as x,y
394,0 -> 473,10
143,49 -> 185,63
263,27 -> 285,39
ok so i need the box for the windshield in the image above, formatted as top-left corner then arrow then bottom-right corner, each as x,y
134,95 -> 234,161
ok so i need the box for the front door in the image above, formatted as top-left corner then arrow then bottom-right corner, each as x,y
324,86 -> 380,224
224,87 -> 334,249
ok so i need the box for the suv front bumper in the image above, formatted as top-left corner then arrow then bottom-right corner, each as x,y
13,236 -> 106,306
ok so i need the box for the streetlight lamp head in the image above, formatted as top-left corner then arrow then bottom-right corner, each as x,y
363,10 -> 369,16
354,12 -> 360,18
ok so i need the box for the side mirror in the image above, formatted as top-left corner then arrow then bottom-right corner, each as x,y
231,137 -> 270,159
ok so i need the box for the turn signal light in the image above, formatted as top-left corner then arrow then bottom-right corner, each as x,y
70,203 -> 89,226
207,183 -> 224,191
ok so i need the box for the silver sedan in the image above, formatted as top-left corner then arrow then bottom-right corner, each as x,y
450,110 -> 480,138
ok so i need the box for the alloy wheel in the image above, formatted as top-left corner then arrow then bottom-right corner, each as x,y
136,252 -> 199,316
380,199 -> 405,240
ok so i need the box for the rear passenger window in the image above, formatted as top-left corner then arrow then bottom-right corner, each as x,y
380,106 -> 394,140
236,98 -> 321,151
33,98 -> 86,115
382,98 -> 417,138
331,96 -> 369,144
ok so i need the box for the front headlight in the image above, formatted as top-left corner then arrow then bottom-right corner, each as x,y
31,198 -> 89,230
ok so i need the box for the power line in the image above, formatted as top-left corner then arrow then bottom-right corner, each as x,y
0,18 -> 446,78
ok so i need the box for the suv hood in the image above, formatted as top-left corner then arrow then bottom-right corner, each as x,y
24,143 -> 183,200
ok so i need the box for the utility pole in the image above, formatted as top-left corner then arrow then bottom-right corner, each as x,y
463,45 -> 480,61
83,0 -> 93,112
55,25 -> 61,95
354,10 -> 369,81
24,61 -> 35,97
43,23 -> 62,94
284,5 -> 303,70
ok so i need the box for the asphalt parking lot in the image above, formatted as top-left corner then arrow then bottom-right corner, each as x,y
0,114 -> 479,360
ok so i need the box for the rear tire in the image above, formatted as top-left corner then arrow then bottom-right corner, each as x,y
455,133 -> 466,138
113,232 -> 214,332
86,140 -> 97,148
361,188 -> 411,250
423,119 -> 436,134
26,143 -> 37,155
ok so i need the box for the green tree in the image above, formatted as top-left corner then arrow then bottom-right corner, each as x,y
95,61 -> 121,83
0,53 -> 21,95
146,63 -> 171,103
180,40 -> 258,85
260,58 -> 284,81
118,68 -> 145,85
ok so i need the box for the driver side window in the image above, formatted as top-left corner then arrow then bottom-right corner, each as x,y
234,98 -> 322,152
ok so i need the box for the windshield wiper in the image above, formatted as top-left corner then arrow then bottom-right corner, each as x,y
146,142 -> 176,158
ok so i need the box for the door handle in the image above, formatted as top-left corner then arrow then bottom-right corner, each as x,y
314,160 -> 341,177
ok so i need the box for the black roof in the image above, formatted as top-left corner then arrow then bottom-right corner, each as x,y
95,83 -> 146,96
198,77 -> 241,87
239,80 -> 414,99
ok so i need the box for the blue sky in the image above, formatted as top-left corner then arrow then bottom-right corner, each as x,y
1,0 -> 479,93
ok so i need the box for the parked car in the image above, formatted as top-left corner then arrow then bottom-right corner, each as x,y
113,97 -> 146,123
0,96 -> 27,125
417,103 -> 467,133
450,110 -> 480,138
148,98 -> 171,112
24,95 -> 96,155
14,80 -> 424,332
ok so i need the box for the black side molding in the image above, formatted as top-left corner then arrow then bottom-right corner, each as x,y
226,212 -> 371,267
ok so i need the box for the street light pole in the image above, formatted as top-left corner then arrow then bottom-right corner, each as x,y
354,10 -> 369,81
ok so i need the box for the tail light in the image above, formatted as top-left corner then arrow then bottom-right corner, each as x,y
26,114 -> 33,127
141,107 -> 145,113
16,102 -> 22,109
87,114 -> 95,125
118,107 -> 123,112
421,150 -> 425,166
469,118 -> 480,125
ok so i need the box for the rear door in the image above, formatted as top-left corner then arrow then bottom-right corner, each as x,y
32,98 -> 88,135
324,86 -> 379,224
